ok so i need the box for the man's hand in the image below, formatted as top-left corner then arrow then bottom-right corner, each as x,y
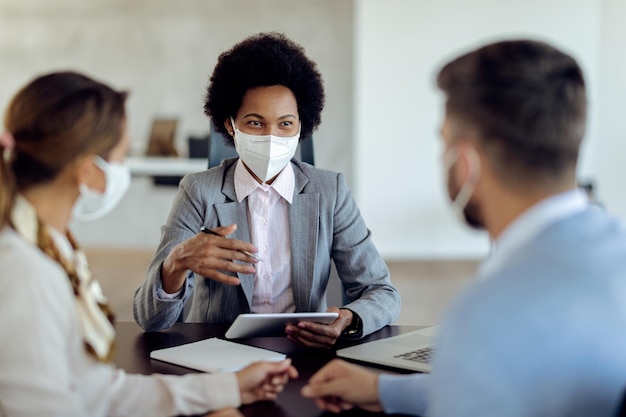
301,359 -> 382,413
161,224 -> 259,293
285,307 -> 353,348
236,359 -> 299,404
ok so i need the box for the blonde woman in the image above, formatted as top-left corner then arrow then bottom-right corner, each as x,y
0,71 -> 297,417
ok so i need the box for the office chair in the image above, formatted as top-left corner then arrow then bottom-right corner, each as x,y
208,122 -> 315,168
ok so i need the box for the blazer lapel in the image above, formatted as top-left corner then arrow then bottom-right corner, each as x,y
214,164 -> 254,308
289,163 -> 319,311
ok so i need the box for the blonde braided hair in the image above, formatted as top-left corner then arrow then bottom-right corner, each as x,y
35,219 -> 116,362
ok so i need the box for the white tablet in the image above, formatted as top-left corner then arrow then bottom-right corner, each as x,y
225,312 -> 339,339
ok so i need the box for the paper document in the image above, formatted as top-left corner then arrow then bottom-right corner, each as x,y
150,338 -> 286,373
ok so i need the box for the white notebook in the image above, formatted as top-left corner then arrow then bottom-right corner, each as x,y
150,338 -> 286,373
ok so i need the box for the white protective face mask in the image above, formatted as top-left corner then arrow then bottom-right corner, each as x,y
231,117 -> 300,182
73,156 -> 131,222
443,146 -> 481,220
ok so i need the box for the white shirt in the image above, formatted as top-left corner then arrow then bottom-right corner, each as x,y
0,227 -> 240,416
234,159 -> 295,313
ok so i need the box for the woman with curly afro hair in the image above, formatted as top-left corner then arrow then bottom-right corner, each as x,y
134,33 -> 400,348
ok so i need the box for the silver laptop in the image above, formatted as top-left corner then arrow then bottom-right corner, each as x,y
336,326 -> 438,373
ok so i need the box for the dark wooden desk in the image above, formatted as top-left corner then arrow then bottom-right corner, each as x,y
114,322 -> 417,417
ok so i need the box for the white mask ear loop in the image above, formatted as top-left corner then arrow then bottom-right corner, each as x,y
445,146 -> 481,216
230,117 -> 238,135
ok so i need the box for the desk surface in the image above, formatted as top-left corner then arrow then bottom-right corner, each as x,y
114,322 -> 417,417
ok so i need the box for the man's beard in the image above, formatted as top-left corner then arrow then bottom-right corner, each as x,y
447,166 -> 484,230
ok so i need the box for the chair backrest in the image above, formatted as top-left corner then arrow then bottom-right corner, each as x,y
208,122 -> 315,168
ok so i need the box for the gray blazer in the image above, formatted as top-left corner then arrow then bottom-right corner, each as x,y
133,158 -> 400,335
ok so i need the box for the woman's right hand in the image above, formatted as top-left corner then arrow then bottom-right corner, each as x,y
161,224 -> 258,293
236,359 -> 299,404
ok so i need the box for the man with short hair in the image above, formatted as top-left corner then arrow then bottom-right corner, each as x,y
301,40 -> 626,416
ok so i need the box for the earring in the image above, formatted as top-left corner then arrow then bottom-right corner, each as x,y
229,131 -> 234,136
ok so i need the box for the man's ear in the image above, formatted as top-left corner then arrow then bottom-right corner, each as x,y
458,143 -> 482,184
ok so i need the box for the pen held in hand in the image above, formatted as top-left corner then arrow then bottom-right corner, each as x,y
199,227 -> 263,262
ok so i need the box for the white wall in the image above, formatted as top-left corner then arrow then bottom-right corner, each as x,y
0,1 -> 353,174
3,1 -> 625,257
596,0 -> 626,217
0,0 -> 354,248
354,0 -> 605,259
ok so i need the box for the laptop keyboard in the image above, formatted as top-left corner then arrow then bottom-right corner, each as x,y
394,347 -> 434,364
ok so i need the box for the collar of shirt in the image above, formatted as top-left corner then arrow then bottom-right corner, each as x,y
234,159 -> 295,204
477,189 -> 589,280
47,226 -> 74,261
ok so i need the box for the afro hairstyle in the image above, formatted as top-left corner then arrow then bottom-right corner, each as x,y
204,32 -> 325,145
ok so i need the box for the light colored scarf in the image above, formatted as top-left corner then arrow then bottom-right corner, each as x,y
11,195 -> 115,362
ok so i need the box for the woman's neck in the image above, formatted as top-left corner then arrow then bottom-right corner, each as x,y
21,180 -> 77,234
